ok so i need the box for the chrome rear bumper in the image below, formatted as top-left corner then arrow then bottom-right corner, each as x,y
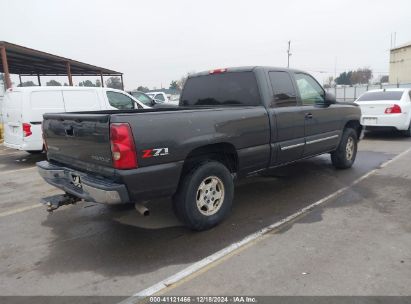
36,161 -> 130,204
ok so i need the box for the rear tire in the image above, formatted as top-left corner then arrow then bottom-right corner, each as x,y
173,161 -> 234,231
331,128 -> 358,169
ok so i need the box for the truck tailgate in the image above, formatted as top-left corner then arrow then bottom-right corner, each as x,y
43,113 -> 114,176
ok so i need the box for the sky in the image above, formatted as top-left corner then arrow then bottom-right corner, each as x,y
1,0 -> 411,90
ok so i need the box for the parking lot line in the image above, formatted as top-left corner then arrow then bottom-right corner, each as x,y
120,146 -> 411,303
0,204 -> 42,218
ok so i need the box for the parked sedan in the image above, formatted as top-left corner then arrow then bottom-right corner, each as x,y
355,88 -> 411,136
130,91 -> 155,107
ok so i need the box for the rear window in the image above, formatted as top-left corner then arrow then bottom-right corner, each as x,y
181,72 -> 261,106
357,91 -> 404,101
131,92 -> 153,106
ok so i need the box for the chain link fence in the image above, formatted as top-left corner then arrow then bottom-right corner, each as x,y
325,83 -> 411,102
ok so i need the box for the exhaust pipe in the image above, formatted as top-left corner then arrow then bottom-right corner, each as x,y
134,203 -> 149,216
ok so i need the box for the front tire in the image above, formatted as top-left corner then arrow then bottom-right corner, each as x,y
173,161 -> 234,231
331,128 -> 358,169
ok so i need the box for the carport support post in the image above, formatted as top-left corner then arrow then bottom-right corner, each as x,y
66,62 -> 73,86
120,74 -> 124,90
100,72 -> 104,87
0,46 -> 12,89
18,75 -> 22,86
37,74 -> 41,86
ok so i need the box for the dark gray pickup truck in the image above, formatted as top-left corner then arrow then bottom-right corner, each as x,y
37,66 -> 362,230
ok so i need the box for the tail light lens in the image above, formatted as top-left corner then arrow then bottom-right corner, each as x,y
22,123 -> 32,137
110,123 -> 137,169
385,104 -> 402,114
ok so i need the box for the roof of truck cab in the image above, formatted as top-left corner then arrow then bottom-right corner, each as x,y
188,66 -> 306,77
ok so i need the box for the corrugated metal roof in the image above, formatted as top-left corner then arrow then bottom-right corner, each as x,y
0,41 -> 122,75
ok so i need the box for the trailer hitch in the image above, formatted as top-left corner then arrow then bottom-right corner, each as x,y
41,193 -> 81,212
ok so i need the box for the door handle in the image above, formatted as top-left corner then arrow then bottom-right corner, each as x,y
305,112 -> 313,119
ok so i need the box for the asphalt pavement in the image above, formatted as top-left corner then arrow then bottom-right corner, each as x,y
0,131 -> 410,301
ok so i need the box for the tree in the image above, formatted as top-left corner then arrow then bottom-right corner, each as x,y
18,81 -> 36,87
136,86 -> 149,92
169,80 -> 179,90
95,79 -> 102,87
79,80 -> 95,87
105,77 -> 122,90
380,75 -> 389,83
323,76 -> 334,88
335,71 -> 352,85
335,68 -> 373,86
46,79 -> 62,86
350,68 -> 372,85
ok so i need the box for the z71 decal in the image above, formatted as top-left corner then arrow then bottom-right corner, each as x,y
142,147 -> 169,158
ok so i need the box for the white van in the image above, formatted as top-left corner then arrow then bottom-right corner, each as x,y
2,86 -> 149,153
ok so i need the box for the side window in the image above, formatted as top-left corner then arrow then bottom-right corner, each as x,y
106,91 -> 135,110
409,91 -> 411,100
295,73 -> 325,105
269,71 -> 297,107
154,94 -> 165,102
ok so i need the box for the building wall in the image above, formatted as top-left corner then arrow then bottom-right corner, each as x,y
390,45 -> 411,83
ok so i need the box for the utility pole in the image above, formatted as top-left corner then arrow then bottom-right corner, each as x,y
334,56 -> 337,79
287,41 -> 292,68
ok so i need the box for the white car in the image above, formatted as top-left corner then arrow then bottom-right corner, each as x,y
355,88 -> 411,136
2,86 -> 148,153
147,92 -> 179,105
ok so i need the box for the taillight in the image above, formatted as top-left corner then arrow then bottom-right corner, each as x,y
22,123 -> 32,137
384,104 -> 402,114
110,123 -> 137,169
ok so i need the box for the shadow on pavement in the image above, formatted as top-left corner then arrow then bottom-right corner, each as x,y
0,150 -> 46,172
363,130 -> 410,141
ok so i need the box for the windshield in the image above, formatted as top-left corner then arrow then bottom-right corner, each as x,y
357,91 -> 404,102
131,91 -> 153,106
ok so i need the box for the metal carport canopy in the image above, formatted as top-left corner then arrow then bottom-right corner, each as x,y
0,41 -> 123,89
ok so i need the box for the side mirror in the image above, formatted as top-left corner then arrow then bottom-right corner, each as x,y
324,92 -> 336,106
150,99 -> 157,106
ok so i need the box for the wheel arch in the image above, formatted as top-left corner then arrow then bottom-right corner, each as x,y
344,120 -> 362,139
181,142 -> 239,176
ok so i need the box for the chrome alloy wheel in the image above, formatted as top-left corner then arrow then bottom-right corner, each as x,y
196,176 -> 225,216
346,136 -> 355,160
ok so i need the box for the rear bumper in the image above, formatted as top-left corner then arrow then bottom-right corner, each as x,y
37,160 -> 130,204
4,141 -> 24,150
361,114 -> 410,131
4,140 -> 43,152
